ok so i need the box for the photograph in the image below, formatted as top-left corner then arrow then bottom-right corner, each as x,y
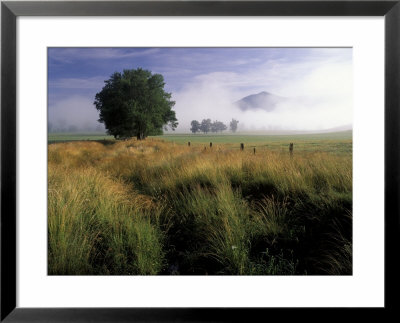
48,47 -> 353,276
2,0 -> 398,320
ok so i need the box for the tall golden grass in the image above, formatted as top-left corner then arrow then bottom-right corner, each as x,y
48,138 -> 352,275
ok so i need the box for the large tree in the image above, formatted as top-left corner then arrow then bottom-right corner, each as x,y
94,68 -> 178,140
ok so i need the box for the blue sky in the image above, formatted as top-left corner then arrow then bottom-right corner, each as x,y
48,47 -> 352,132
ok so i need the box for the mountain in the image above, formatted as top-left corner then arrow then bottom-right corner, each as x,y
234,91 -> 285,112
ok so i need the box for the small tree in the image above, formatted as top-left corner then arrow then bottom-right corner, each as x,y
211,120 -> 227,133
200,119 -> 212,134
230,118 -> 239,133
94,68 -> 178,140
190,120 -> 200,133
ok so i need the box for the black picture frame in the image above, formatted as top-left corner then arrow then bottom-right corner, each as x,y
1,0 -> 399,321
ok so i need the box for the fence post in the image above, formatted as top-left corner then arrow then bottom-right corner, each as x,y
289,143 -> 293,156
240,143 -> 244,151
188,141 -> 190,147
253,147 -> 256,155
210,142 -> 212,148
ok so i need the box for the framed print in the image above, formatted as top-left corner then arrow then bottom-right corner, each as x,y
1,0 -> 399,321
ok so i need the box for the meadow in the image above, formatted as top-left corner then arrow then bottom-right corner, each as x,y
48,132 -> 352,275
48,132 -> 114,144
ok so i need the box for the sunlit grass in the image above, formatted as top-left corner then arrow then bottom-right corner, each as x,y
48,135 -> 352,275
48,164 -> 164,275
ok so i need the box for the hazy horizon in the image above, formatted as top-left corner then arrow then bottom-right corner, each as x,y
48,47 -> 352,133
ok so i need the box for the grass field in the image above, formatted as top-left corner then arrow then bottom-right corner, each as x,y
49,131 -> 352,154
157,131 -> 352,154
48,132 -> 114,143
48,132 -> 352,275
159,130 -> 352,143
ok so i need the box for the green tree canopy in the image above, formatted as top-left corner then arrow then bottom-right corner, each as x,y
94,68 -> 178,140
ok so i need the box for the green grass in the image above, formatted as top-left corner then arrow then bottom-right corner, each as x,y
157,131 -> 352,154
48,132 -> 114,143
159,130 -> 352,143
49,131 -> 351,143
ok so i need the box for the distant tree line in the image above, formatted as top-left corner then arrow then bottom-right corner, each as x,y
191,118 -> 239,134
